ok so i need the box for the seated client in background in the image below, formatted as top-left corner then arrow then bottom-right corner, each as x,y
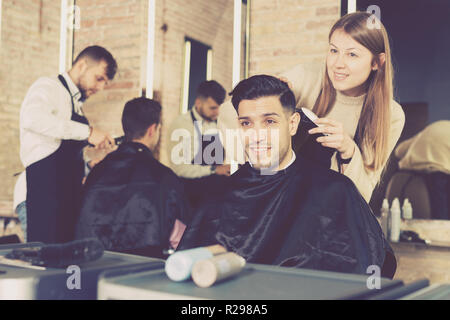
75,97 -> 190,258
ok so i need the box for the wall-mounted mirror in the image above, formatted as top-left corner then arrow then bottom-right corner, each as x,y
1,0 -> 447,245
0,0 -> 249,225
181,37 -> 212,113
151,0 -> 249,165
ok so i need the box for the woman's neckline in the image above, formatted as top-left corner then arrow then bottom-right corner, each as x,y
336,90 -> 366,106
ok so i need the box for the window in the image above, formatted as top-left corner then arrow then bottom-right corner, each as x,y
181,38 -> 212,113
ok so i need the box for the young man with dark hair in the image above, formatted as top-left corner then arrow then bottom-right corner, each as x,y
195,80 -> 227,121
20,45 -> 117,243
75,97 -> 190,258
72,46 -> 117,85
179,75 -> 396,278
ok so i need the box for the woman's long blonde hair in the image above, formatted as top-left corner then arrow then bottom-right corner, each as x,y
313,12 -> 393,171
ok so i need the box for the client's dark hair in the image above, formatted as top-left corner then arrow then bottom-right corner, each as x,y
73,45 -> 118,80
196,80 -> 226,105
122,97 -> 161,141
229,75 -> 296,114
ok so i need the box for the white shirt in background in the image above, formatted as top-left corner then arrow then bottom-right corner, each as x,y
19,72 -> 90,168
166,107 -> 225,178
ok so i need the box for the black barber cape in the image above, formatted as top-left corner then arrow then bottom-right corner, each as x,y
179,154 -> 396,278
75,142 -> 190,258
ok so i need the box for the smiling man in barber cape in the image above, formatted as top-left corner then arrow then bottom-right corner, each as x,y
179,75 -> 397,278
20,46 -> 117,244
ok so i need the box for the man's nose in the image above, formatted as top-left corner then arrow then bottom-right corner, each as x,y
253,128 -> 268,144
244,127 -> 265,144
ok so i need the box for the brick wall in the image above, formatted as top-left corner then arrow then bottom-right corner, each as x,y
72,0 -> 235,166
73,0 -> 144,138
248,0 -> 340,76
153,0 -> 235,165
0,0 -> 62,204
0,0 -> 339,204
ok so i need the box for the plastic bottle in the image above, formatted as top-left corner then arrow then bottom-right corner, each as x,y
390,198 -> 401,242
192,252 -> 246,288
165,245 -> 227,282
380,198 -> 390,239
402,198 -> 413,220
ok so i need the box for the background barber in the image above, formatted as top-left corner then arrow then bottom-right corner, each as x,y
20,46 -> 117,243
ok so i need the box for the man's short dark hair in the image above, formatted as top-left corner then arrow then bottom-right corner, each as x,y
122,97 -> 162,141
73,45 -> 118,80
229,75 -> 296,114
196,80 -> 226,105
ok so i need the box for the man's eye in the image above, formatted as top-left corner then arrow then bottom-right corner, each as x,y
266,119 -> 276,125
330,48 -> 338,53
349,52 -> 358,57
240,121 -> 251,127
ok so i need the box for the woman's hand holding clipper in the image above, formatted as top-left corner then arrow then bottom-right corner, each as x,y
309,117 -> 356,160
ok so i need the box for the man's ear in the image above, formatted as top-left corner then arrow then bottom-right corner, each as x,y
194,97 -> 203,109
289,111 -> 300,136
77,58 -> 89,74
146,123 -> 158,138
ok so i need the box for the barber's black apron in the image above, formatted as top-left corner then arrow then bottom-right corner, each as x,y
190,110 -> 225,166
180,111 -> 227,208
26,75 -> 89,243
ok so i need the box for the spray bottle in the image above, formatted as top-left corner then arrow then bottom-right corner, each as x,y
390,198 -> 401,242
380,198 -> 390,239
402,198 -> 413,220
